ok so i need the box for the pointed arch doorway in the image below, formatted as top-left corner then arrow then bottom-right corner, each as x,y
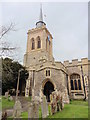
43,80 -> 54,102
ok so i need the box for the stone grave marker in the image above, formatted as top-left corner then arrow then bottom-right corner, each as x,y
41,96 -> 49,118
9,96 -> 13,101
5,92 -> 9,98
13,100 -> 22,118
61,96 -> 64,109
51,97 -> 57,115
28,100 -> 39,119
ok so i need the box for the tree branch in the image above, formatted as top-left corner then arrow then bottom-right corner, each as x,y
0,22 -> 16,39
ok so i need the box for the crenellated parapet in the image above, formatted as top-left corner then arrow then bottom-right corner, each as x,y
63,58 -> 88,67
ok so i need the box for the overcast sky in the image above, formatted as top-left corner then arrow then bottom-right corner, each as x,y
1,2 -> 88,64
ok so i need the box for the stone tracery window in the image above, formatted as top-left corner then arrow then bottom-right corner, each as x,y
70,74 -> 81,90
31,38 -> 35,50
37,36 -> 41,48
71,80 -> 74,90
78,79 -> 81,90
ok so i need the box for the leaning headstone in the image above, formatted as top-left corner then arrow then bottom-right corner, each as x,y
56,94 -> 61,112
28,102 -> 33,118
5,92 -> 9,98
13,100 -> 22,118
60,96 -> 64,110
9,96 -> 13,101
50,95 -> 57,115
41,96 -> 49,118
28,100 -> 39,119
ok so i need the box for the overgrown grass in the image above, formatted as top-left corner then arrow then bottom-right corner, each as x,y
21,112 -> 28,118
2,96 -> 15,110
48,100 -> 88,118
4,98 -> 88,119
70,99 -> 88,106
2,96 -> 32,110
21,100 -> 88,118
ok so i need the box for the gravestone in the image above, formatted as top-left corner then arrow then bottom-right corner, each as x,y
2,111 -> 7,120
5,92 -> 9,98
61,98 -> 64,109
50,91 -> 57,115
28,100 -> 39,119
9,96 -> 13,101
58,95 -> 63,110
51,97 -> 57,115
13,100 -> 22,118
41,96 -> 49,118
56,94 -> 61,112
50,91 -> 64,115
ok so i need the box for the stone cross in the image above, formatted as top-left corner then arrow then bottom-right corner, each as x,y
41,96 -> 49,118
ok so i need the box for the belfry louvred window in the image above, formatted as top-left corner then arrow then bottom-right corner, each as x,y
37,36 -> 41,48
31,38 -> 35,50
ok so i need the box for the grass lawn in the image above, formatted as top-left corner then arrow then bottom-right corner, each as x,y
21,100 -> 88,118
2,96 -> 15,110
48,100 -> 88,118
2,96 -> 88,119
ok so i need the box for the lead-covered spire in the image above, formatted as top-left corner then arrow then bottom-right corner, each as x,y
39,4 -> 43,21
36,4 -> 46,28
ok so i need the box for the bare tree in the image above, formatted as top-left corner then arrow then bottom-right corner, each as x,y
0,22 -> 18,58
0,22 -> 16,39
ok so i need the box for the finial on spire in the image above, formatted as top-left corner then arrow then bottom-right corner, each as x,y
39,3 -> 43,21
36,3 -> 46,28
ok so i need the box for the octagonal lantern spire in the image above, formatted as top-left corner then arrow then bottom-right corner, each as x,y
36,4 -> 46,28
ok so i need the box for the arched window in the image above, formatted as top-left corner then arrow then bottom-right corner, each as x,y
46,70 -> 50,76
37,36 -> 41,48
46,37 -> 50,52
71,80 -> 74,90
74,80 -> 78,90
78,79 -> 81,90
31,38 -> 35,50
46,38 -> 48,51
70,74 -> 81,90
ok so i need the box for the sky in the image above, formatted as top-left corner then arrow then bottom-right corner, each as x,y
1,2 -> 88,64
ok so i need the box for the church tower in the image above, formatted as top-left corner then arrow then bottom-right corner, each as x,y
24,5 -> 54,67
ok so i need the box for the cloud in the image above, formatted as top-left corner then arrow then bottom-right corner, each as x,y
1,2 -> 88,63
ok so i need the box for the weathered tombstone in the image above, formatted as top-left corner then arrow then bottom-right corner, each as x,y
62,91 -> 70,104
41,96 -> 49,118
50,92 -> 57,115
5,92 -> 9,98
13,100 -> 22,118
56,94 -> 61,112
28,100 -> 39,119
2,111 -> 7,120
28,102 -> 33,118
9,96 -> 13,101
60,96 -> 64,110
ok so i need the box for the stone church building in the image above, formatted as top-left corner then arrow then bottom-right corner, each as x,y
23,6 -> 89,102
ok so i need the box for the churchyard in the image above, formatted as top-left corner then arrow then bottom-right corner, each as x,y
1,92 -> 88,119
